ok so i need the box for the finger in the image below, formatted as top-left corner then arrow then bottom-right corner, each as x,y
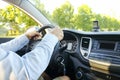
33,35 -> 42,40
36,36 -> 42,40
33,36 -> 39,40
35,32 -> 41,36
39,33 -> 42,37
33,37 -> 37,40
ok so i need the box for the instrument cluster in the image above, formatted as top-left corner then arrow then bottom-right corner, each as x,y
60,40 -> 77,52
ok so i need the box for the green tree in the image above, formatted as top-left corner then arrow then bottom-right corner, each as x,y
52,1 -> 74,29
74,5 -> 93,31
0,9 -> 8,36
94,14 -> 120,31
0,0 -> 50,36
0,5 -> 38,35
33,0 -> 51,20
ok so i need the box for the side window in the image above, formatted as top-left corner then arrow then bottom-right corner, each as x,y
0,1 -> 38,37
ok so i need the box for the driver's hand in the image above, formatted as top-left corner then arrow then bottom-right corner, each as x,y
53,76 -> 70,80
25,27 -> 42,40
50,27 -> 64,41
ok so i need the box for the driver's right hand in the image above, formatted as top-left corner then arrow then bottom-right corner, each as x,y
50,27 -> 64,41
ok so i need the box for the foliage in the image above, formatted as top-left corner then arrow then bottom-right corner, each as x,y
52,3 -> 120,31
94,14 -> 120,31
52,1 -> 74,29
73,5 -> 93,31
33,0 -> 51,21
0,5 -> 38,36
1,0 -> 120,36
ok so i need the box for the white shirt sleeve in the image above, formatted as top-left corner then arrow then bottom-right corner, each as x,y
0,34 -> 29,52
0,33 -> 58,80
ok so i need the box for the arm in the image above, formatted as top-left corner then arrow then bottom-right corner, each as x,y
0,27 -> 63,80
0,33 -> 58,80
0,34 -> 29,52
0,27 -> 41,52
23,33 -> 58,79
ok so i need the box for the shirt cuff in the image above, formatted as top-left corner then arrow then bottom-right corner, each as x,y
18,34 -> 29,46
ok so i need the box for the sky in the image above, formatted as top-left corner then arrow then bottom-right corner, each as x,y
40,0 -> 120,19
0,1 -> 9,9
0,0 -> 120,19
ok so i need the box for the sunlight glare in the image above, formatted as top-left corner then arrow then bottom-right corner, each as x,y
0,1 -> 9,9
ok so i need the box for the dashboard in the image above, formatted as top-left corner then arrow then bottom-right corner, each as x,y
46,30 -> 120,80
60,40 -> 77,53
16,29 -> 120,80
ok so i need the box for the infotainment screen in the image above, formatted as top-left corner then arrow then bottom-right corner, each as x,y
99,42 -> 115,50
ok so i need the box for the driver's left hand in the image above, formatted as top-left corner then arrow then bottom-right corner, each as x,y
25,27 -> 42,40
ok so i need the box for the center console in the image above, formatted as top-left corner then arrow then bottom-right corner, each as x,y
80,37 -> 120,79
80,37 -> 120,64
89,40 -> 120,64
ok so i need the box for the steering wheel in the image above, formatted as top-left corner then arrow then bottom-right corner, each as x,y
17,24 -> 55,56
31,24 -> 55,39
37,24 -> 55,33
29,24 -> 54,41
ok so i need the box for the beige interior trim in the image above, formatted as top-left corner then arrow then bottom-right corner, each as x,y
89,59 -> 120,74
91,67 -> 109,74
89,59 -> 111,70
89,59 -> 111,74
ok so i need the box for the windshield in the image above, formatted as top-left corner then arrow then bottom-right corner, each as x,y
29,0 -> 120,31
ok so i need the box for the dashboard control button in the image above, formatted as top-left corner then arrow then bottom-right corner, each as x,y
84,53 -> 88,57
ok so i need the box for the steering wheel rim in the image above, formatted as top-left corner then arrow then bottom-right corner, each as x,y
17,24 -> 56,56
25,24 -> 55,53
37,24 -> 55,33
29,24 -> 55,41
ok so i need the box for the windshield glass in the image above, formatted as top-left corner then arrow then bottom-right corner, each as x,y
25,0 -> 120,31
